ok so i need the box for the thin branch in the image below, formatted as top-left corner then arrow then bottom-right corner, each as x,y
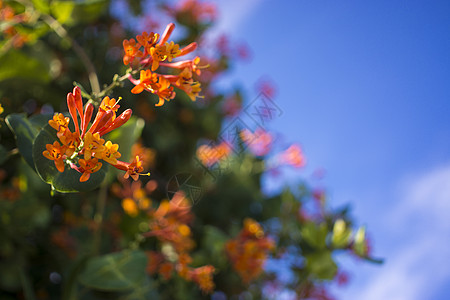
40,14 -> 101,95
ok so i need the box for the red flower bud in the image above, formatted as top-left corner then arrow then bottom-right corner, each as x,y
81,102 -> 94,138
98,109 -> 132,136
67,93 -> 80,135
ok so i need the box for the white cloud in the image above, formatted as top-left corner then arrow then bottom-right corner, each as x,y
350,164 -> 450,300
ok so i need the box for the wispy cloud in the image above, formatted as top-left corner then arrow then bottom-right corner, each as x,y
350,165 -> 450,299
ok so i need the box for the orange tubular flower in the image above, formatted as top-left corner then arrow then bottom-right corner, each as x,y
131,70 -> 159,94
94,141 -> 121,165
188,266 -> 215,294
78,158 -> 102,182
279,144 -> 305,168
49,113 -> 70,137
124,23 -> 206,106
83,132 -> 105,160
44,88 -> 145,182
136,31 -> 159,51
123,38 -> 143,65
226,218 -> 275,283
150,43 -> 168,71
43,141 -> 67,172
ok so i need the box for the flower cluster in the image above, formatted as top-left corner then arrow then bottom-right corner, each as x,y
124,23 -> 206,106
196,141 -> 231,167
226,218 -> 275,283
240,128 -> 273,156
43,87 -> 148,182
278,144 -> 305,168
0,0 -> 29,48
165,0 -> 217,24
142,192 -> 215,293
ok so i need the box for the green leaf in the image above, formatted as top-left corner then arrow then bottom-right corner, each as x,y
0,145 -> 9,165
0,50 -> 50,82
305,251 -> 338,280
51,1 -> 76,24
123,276 -> 159,300
32,123 -> 107,193
78,250 -> 148,291
31,0 -> 50,14
6,113 -> 39,169
72,0 -> 108,24
301,222 -> 328,249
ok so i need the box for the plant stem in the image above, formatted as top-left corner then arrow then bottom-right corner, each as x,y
40,14 -> 101,96
92,179 -> 108,255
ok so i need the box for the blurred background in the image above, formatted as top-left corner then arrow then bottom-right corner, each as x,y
212,0 -> 450,299
1,0 -> 450,299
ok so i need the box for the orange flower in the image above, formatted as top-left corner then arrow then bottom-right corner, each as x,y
123,38 -> 143,65
185,82 -> 202,101
124,156 -> 144,181
240,129 -> 272,156
43,141 -> 66,172
196,142 -> 231,167
279,144 -> 305,168
188,266 -> 215,294
59,129 -> 81,156
225,218 -> 275,283
150,43 -> 168,71
44,89 -> 138,182
49,113 -> 70,137
154,76 -> 175,106
131,70 -> 159,94
94,140 -> 120,165
136,31 -> 159,52
165,41 -> 181,62
99,96 -> 120,118
78,158 -> 102,182
83,132 -> 105,160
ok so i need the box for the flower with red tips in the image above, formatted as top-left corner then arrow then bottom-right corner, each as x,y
44,88 -> 148,182
123,23 -> 206,106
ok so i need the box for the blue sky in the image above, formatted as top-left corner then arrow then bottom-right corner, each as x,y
214,0 -> 450,299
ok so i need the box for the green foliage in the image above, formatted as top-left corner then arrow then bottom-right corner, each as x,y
6,113 -> 40,168
32,123 -> 108,192
0,50 -> 50,82
0,0 -> 381,299
79,250 -> 148,291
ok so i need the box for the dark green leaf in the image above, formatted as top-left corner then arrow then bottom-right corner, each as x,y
305,251 -> 338,280
0,50 -> 50,82
6,113 -> 39,169
32,123 -> 107,193
0,145 -> 9,165
301,222 -> 328,249
78,250 -> 147,291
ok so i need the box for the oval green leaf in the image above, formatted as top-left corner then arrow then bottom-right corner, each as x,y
6,113 -> 39,169
32,123 -> 107,193
78,250 -> 148,291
